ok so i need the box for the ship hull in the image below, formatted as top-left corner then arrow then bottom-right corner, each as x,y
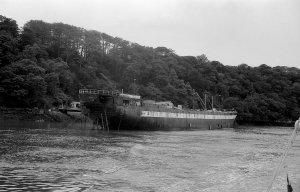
110,116 -> 236,131
82,104 -> 236,131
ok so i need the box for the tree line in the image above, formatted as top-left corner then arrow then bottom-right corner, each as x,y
0,15 -> 300,124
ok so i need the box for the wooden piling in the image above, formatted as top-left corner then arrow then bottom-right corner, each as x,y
96,118 -> 99,129
104,111 -> 109,132
101,113 -> 105,130
117,114 -> 123,132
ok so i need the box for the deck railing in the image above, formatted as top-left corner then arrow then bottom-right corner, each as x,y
79,89 -> 120,96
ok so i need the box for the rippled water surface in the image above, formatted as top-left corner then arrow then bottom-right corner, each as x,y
0,121 -> 300,192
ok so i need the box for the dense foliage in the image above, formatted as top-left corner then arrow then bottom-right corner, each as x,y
0,15 -> 300,124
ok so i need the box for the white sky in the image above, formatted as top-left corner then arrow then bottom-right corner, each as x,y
1,0 -> 300,68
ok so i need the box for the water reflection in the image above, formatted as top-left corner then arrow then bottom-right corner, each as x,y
0,120 -> 299,192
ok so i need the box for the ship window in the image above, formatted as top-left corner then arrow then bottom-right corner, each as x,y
123,100 -> 130,105
99,96 -> 114,105
99,96 -> 106,103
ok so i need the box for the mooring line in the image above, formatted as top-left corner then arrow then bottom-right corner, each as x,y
266,118 -> 300,192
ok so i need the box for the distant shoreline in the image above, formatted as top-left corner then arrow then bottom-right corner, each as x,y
236,120 -> 294,128
0,107 -> 295,128
236,125 -> 293,130
0,107 -> 86,123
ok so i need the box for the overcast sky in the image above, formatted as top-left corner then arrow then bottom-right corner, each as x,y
1,0 -> 300,68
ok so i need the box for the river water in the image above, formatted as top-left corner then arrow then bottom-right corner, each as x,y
0,121 -> 299,192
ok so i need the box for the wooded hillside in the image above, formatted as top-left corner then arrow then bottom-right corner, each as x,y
1,15 -> 300,124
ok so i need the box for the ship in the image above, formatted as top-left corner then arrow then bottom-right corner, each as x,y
58,101 -> 81,113
79,89 -> 237,130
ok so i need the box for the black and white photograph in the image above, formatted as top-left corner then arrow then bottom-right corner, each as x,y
0,0 -> 300,191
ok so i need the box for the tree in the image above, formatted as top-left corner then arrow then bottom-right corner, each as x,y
0,15 -> 299,125
0,15 -> 19,67
0,59 -> 46,107
0,15 -> 18,37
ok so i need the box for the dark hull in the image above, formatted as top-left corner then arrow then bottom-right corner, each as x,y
109,116 -> 236,131
59,108 -> 82,113
81,103 -> 236,131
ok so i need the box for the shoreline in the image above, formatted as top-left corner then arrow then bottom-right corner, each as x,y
236,124 -> 293,130
0,107 -> 296,128
0,107 -> 87,123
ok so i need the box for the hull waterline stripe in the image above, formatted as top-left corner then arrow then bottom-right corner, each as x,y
141,111 -> 236,120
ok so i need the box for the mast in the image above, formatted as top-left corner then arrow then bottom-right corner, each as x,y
133,78 -> 136,94
197,92 -> 205,110
204,93 -> 207,110
192,93 -> 195,110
